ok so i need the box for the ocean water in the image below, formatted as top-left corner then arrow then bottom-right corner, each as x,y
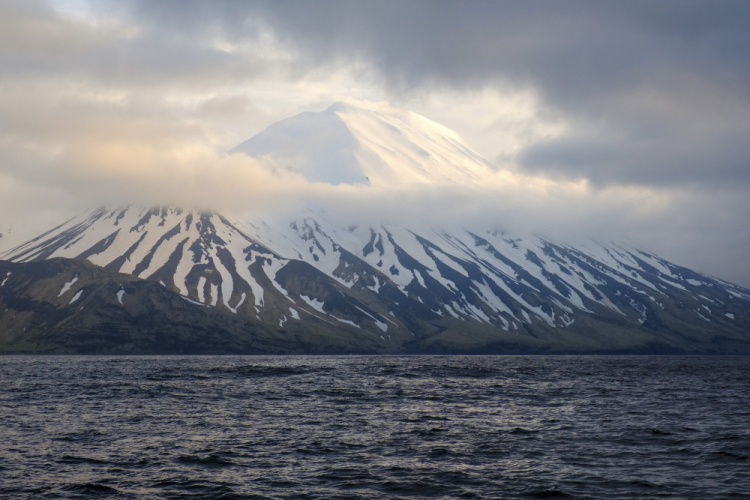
1,355 -> 749,499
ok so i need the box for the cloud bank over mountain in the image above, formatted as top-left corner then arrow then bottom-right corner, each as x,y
1,0 -> 749,286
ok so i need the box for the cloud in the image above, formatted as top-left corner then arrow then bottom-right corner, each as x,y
119,0 -> 750,188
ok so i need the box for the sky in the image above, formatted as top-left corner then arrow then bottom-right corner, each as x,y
1,0 -> 750,287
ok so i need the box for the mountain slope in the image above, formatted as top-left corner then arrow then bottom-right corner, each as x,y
0,258 -> 401,354
2,206 -> 749,354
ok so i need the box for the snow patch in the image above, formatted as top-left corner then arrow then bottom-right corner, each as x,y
289,307 -> 300,320
181,296 -> 205,307
264,259 -> 295,303
301,295 -> 326,314
659,277 -> 687,290
117,290 -> 125,304
210,283 -> 219,306
69,290 -> 83,304
368,276 -> 383,293
197,276 -> 206,303
443,303 -> 460,319
560,316 -> 575,327
353,305 -> 389,331
227,292 -> 246,314
233,261 -> 265,307
331,316 -> 360,328
413,269 -> 426,288
58,277 -> 78,297
471,278 -> 518,319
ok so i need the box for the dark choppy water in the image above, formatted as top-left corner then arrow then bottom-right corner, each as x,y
2,356 -> 749,499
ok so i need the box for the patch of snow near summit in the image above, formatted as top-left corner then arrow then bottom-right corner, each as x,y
117,290 -> 125,304
725,312 -> 735,319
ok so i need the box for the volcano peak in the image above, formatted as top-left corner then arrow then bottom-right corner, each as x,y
231,100 -> 495,187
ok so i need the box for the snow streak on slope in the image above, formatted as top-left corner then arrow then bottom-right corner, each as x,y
231,101 -> 496,187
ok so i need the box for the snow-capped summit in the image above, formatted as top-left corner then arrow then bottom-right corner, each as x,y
231,100 -> 495,186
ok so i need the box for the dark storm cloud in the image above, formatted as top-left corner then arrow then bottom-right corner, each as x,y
124,0 -> 750,187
